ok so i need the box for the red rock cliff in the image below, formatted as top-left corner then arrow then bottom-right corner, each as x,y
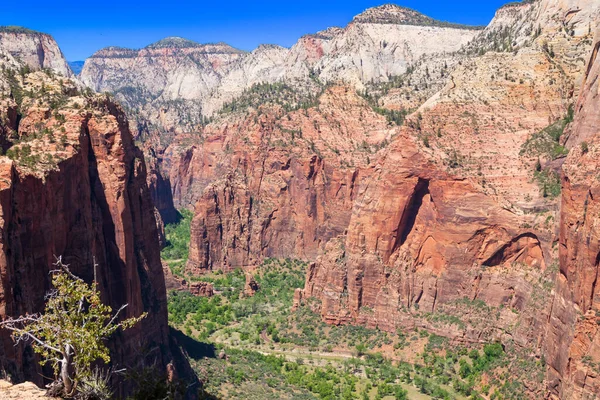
0,69 -> 196,395
297,4 -> 599,396
182,87 -> 392,273
546,29 -> 600,400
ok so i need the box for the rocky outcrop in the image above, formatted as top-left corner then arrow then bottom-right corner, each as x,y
189,281 -> 214,297
163,263 -> 185,291
0,27 -> 72,77
545,28 -> 600,400
0,380 -> 59,399
292,287 -> 305,312
243,274 -> 259,297
79,5 -> 479,133
0,59 -> 196,394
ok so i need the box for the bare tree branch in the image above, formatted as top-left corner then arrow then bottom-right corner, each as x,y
52,256 -> 82,281
0,322 -> 62,354
105,304 -> 128,329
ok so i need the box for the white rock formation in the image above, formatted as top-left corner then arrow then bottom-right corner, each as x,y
79,5 -> 481,132
0,28 -> 73,77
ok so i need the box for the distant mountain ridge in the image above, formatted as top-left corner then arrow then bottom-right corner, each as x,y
352,4 -> 485,29
146,36 -> 204,49
79,3 -> 480,133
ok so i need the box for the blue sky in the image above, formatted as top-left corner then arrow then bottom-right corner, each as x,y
1,0 -> 511,61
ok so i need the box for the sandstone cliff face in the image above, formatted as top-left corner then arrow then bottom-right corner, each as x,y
545,28 -> 600,400
79,5 -> 479,133
183,87 -> 391,273
145,144 -> 179,225
80,40 -> 246,131
0,28 -> 72,77
379,0 -> 599,116
292,5 -> 478,90
0,58 -> 195,394
302,129 -> 553,356
297,1 -> 598,397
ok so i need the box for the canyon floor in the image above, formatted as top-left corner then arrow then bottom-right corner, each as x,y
163,213 -> 542,400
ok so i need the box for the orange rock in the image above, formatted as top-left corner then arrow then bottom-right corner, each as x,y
292,288 -> 304,312
189,281 -> 214,297
546,31 -> 600,400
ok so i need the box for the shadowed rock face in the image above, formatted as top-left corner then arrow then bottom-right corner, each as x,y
0,60 -> 197,395
145,145 -> 179,225
545,29 -> 600,400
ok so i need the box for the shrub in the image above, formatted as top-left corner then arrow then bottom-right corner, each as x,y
0,258 -> 145,396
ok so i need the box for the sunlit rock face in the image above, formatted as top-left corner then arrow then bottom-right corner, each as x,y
0,28 -> 73,77
79,5 -> 480,133
546,28 -> 600,400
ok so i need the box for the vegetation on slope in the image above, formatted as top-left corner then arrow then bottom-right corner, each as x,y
0,65 -> 97,172
0,26 -> 45,35
353,5 -> 485,30
521,105 -> 573,161
167,257 -> 537,400
521,105 -> 574,199
161,213 -> 542,400
161,209 -> 194,276
219,82 -> 323,116
357,89 -> 410,126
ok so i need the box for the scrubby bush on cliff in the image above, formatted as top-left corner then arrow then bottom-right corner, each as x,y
0,258 -> 146,397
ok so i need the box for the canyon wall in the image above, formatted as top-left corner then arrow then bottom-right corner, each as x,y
545,28 -> 600,400
183,87 -> 391,273
0,43 -> 196,395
